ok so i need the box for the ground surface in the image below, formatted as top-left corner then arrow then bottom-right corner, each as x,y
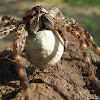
0,1 -> 100,100
0,31 -> 100,100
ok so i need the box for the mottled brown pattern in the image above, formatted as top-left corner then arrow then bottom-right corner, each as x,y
0,24 -> 16,39
1,16 -> 20,23
53,18 -> 100,88
13,24 -> 29,100
66,18 -> 100,56
0,6 -> 100,100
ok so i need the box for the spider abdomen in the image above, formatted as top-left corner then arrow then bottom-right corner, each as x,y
25,30 -> 64,69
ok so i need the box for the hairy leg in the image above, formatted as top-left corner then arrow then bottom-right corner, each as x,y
54,18 -> 100,88
54,28 -> 68,49
1,16 -> 20,23
0,24 -> 16,39
0,21 -> 8,28
13,24 -> 30,100
81,34 -> 96,52
66,18 -> 100,56
48,7 -> 64,19
48,8 -> 68,48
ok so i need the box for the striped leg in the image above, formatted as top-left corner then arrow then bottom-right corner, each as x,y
1,16 -> 20,23
56,28 -> 68,49
13,24 -> 30,100
48,7 -> 64,19
0,21 -> 8,28
48,8 -> 68,48
0,24 -> 16,39
54,19 -> 100,88
67,18 -> 100,56
81,34 -> 96,52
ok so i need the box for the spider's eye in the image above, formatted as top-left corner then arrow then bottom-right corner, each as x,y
23,6 -> 48,22
32,6 -> 47,14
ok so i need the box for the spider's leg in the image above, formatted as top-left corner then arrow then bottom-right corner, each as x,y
0,21 -> 8,28
67,18 -> 100,56
0,24 -> 17,39
13,24 -> 30,100
56,28 -> 68,49
48,7 -> 68,48
48,7 -> 64,19
54,19 -> 100,88
1,16 -> 20,23
81,34 -> 96,52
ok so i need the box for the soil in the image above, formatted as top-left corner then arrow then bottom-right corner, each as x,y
0,31 -> 100,100
0,1 -> 100,100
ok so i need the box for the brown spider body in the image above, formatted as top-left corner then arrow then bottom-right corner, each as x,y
23,6 -> 54,34
0,6 -> 100,100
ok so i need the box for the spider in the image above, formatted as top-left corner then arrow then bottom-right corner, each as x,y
0,6 -> 100,100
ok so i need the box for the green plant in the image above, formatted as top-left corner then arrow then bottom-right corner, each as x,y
82,18 -> 100,32
64,0 -> 100,7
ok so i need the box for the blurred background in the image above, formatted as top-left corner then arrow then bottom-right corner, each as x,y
0,0 -> 100,51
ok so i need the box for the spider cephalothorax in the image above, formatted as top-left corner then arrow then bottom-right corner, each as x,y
0,6 -> 100,100
23,6 -> 54,33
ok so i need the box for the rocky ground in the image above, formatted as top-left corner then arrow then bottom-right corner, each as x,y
0,1 -> 100,100
0,31 -> 100,100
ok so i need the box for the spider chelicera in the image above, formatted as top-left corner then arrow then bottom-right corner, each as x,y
0,6 -> 100,100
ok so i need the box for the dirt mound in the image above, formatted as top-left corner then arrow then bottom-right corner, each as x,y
0,32 -> 100,100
